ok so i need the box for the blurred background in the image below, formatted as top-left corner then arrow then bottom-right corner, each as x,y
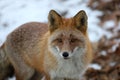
0,0 -> 120,80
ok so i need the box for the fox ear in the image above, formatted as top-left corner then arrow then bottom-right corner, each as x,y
48,10 -> 62,32
74,10 -> 88,33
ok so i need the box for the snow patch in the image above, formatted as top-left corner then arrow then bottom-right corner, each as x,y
100,51 -> 107,56
103,20 -> 115,29
8,77 -> 16,80
89,64 -> 102,70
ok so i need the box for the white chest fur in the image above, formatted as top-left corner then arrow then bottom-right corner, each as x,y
49,56 -> 86,79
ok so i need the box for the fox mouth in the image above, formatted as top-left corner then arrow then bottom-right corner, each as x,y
64,57 -> 70,60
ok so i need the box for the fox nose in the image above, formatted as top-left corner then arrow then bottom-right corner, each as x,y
62,52 -> 69,58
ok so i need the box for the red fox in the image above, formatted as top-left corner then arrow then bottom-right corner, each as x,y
0,10 -> 93,80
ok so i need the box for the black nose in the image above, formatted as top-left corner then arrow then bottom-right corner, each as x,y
62,52 -> 69,58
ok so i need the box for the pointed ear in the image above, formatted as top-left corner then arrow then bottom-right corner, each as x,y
74,10 -> 88,33
48,10 -> 62,32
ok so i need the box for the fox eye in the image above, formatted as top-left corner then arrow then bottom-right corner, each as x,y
70,39 -> 77,43
57,38 -> 63,43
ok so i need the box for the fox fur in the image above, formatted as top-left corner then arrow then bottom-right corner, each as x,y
0,44 -> 14,80
0,10 -> 93,80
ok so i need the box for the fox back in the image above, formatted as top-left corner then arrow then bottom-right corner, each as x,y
2,10 -> 93,80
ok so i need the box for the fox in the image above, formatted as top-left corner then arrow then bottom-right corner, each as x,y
0,10 -> 93,80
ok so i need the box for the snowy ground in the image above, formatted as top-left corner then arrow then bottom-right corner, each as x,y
0,0 -> 112,44
0,0 -> 114,80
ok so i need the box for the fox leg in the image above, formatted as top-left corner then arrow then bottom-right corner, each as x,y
15,69 -> 43,80
0,45 -> 14,80
8,55 -> 43,80
13,60 -> 35,80
30,70 -> 43,80
7,52 -> 35,80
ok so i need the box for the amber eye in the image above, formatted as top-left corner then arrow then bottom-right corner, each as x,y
57,38 -> 63,43
70,39 -> 77,43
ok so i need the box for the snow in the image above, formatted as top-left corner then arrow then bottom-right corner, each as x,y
100,50 -> 107,56
0,0 -> 112,44
103,20 -> 115,29
89,64 -> 102,70
0,0 -> 115,80
109,62 -> 116,67
8,77 -> 16,80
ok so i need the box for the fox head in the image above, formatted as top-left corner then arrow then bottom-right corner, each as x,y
48,10 -> 88,59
